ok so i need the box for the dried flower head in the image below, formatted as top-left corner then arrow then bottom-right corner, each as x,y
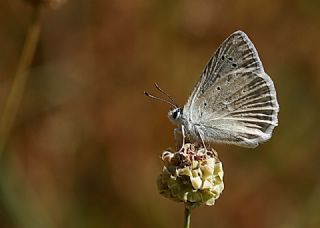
157,143 -> 224,209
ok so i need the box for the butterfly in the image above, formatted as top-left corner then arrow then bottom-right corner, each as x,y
146,31 -> 279,148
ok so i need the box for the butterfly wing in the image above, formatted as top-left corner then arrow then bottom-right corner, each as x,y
184,31 -> 279,148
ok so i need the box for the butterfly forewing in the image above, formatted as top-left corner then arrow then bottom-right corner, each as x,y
184,31 -> 279,147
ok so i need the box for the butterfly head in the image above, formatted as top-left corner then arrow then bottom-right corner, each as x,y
168,107 -> 183,124
144,83 -> 184,124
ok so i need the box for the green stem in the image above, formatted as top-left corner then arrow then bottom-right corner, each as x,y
0,5 -> 42,156
184,206 -> 191,228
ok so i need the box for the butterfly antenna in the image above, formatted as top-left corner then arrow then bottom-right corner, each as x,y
144,91 -> 177,108
153,83 -> 178,107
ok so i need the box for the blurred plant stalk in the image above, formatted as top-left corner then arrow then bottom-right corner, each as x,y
0,5 -> 42,156
25,0 -> 66,9
184,207 -> 191,228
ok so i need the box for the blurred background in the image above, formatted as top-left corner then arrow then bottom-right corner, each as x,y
0,0 -> 319,227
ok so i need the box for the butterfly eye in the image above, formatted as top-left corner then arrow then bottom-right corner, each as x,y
172,110 -> 179,119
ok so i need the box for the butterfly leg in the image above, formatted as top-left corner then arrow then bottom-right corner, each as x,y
195,126 -> 207,150
181,125 -> 186,147
174,128 -> 181,150
200,135 -> 207,150
174,125 -> 186,151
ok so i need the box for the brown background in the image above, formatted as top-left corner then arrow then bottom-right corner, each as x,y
0,0 -> 319,227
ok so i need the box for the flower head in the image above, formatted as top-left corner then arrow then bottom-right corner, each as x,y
157,143 -> 224,209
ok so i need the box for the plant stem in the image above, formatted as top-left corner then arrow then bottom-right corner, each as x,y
184,206 -> 191,228
0,5 -> 42,156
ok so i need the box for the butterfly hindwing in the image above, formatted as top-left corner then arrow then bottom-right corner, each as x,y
183,31 -> 279,147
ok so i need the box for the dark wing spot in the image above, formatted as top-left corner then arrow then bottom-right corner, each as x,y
204,102 -> 207,106
232,63 -> 237,67
228,57 -> 233,61
221,55 -> 225,60
217,86 -> 221,91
